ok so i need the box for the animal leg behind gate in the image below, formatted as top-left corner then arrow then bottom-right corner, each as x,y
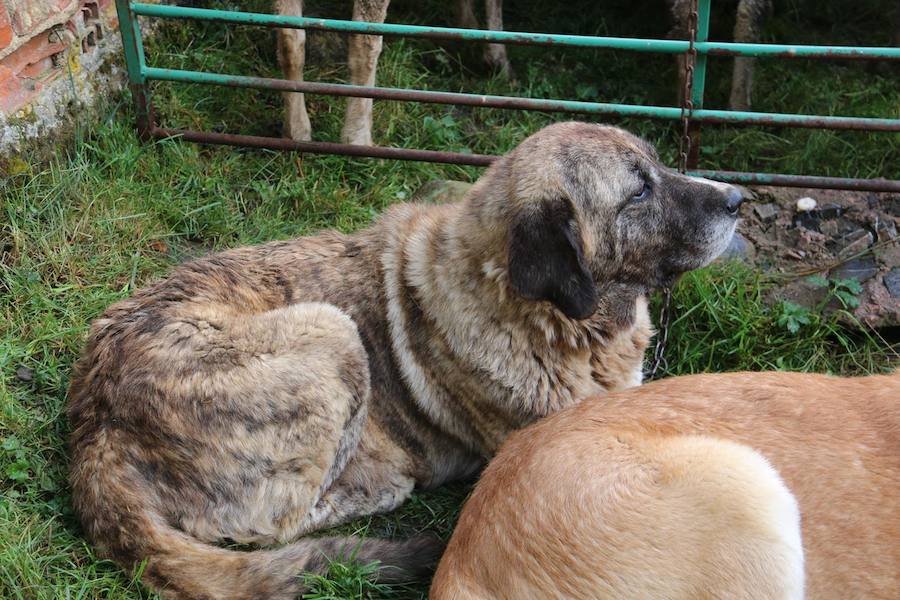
342,0 -> 391,146
276,0 -> 312,141
482,0 -> 512,78
729,0 -> 772,111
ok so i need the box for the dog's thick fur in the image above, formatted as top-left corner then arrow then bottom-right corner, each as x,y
66,122 -> 740,599
431,371 -> 900,600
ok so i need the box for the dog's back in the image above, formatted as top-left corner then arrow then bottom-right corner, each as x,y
431,371 -> 900,600
432,429 -> 804,599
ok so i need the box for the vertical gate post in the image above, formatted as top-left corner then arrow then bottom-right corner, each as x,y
115,0 -> 154,140
687,0 -> 711,169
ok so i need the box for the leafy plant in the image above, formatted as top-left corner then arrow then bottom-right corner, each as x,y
422,114 -> 460,147
830,278 -> 864,309
777,301 -> 812,334
807,274 -> 864,309
3,436 -> 31,483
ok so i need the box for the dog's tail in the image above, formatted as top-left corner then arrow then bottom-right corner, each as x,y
70,434 -> 440,600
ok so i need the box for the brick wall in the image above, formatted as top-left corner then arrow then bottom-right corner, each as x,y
0,1 -> 115,116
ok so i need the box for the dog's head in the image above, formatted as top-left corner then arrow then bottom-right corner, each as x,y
481,122 -> 741,320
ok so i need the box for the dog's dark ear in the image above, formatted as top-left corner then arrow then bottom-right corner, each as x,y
508,198 -> 598,320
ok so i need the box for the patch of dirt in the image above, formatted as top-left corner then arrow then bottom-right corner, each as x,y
735,186 -> 900,328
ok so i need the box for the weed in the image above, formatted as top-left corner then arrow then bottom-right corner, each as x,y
777,301 -> 812,334
806,275 -> 865,310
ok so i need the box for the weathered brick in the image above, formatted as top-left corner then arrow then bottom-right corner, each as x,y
0,5 -> 12,51
0,64 -> 14,89
7,0 -> 78,37
0,28 -> 67,114
1,0 -> 126,132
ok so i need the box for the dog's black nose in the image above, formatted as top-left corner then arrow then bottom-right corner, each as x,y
725,186 -> 743,216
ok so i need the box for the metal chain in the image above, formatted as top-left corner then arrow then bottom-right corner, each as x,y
678,0 -> 699,174
646,285 -> 672,379
647,0 -> 698,381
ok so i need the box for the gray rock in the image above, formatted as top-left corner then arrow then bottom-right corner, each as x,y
884,268 -> 900,298
837,229 -> 874,259
875,218 -> 897,241
820,217 -> 858,238
889,198 -> 900,217
818,203 -> 845,219
768,277 -> 829,311
792,211 -> 820,231
753,203 -> 778,223
831,257 -> 878,283
15,366 -> 33,382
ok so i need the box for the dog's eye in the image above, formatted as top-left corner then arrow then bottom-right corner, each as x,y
631,181 -> 652,202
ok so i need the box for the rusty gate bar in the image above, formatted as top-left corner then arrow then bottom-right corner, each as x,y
153,128 -> 497,166
116,0 -> 153,140
152,129 -> 900,193
116,1 -> 900,193
141,67 -> 900,132
689,170 -> 900,193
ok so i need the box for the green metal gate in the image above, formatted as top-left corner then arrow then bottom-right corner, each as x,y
115,0 -> 900,192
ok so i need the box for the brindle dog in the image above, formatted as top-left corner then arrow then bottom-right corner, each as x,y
67,122 -> 743,599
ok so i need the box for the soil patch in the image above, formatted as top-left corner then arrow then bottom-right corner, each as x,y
736,186 -> 899,328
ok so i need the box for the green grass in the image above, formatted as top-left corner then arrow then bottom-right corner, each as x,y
664,263 -> 897,375
2,0 -> 899,597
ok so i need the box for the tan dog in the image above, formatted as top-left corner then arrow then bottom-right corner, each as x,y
432,371 -> 900,600
67,122 -> 742,599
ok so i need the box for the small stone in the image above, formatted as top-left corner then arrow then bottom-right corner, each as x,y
753,203 -> 778,223
768,278 -> 829,311
884,268 -> 900,298
820,218 -> 859,239
831,257 -> 878,283
797,227 -> 827,250
875,239 -> 900,270
733,185 -> 755,202
796,197 -> 817,212
874,218 -> 897,241
15,366 -> 33,382
792,211 -> 820,231
837,229 -> 874,259
818,203 -> 845,219
889,198 -> 900,217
